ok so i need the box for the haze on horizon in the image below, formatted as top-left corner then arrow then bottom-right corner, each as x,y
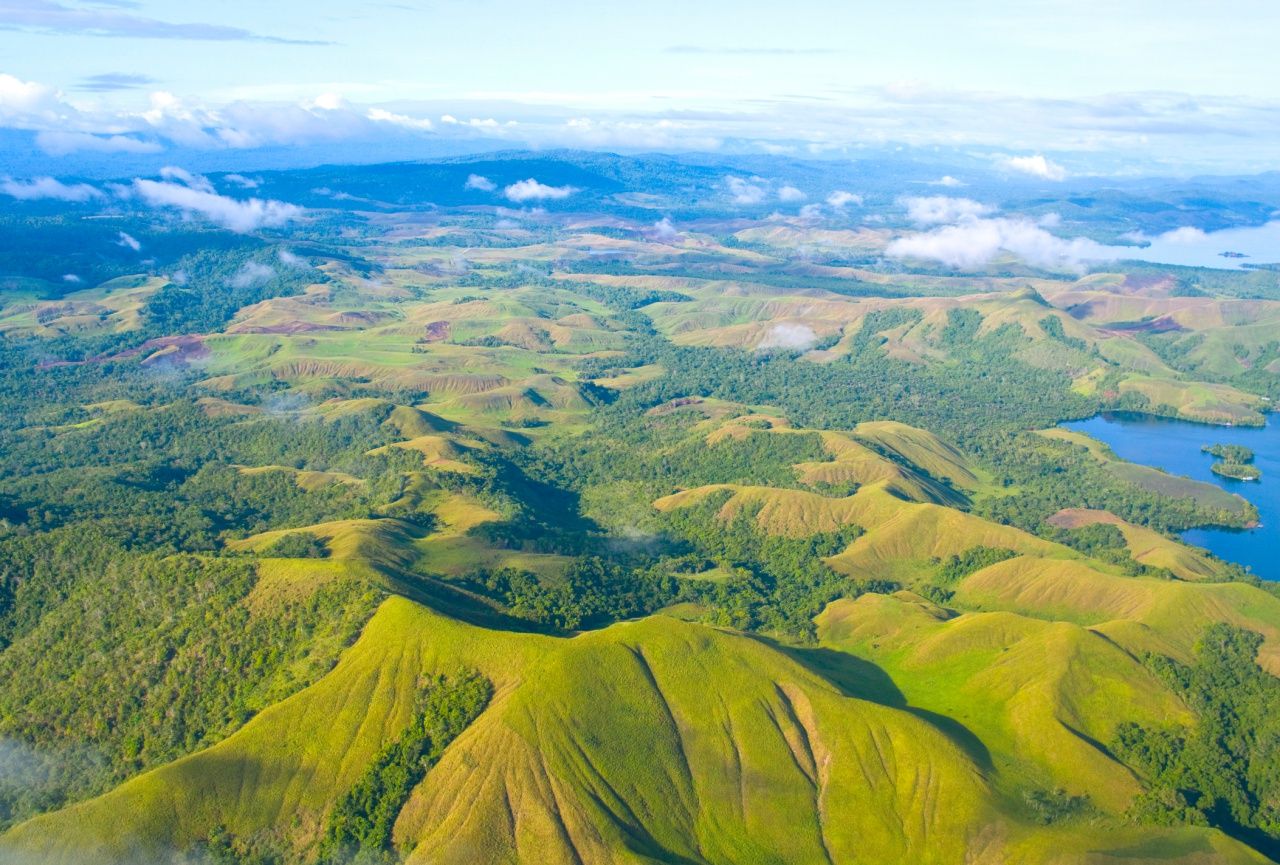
1,0 -> 1279,175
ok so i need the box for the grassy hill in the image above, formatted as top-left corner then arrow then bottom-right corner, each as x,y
3,598 -> 1272,865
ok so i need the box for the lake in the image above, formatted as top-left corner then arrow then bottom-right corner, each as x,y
1101,220 -> 1280,270
1062,413 -> 1279,580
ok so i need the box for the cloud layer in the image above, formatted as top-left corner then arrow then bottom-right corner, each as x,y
1004,154 -> 1067,181
887,217 -> 1113,271
133,171 -> 304,232
759,323 -> 818,351
901,195 -> 994,225
0,175 -> 102,201
1,63 -> 1278,174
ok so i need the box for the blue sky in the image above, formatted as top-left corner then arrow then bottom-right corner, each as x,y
2,0 -> 1279,173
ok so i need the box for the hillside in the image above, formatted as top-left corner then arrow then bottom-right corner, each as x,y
3,599 -> 1271,865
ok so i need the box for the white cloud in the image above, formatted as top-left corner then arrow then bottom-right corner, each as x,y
159,165 -> 214,192
366,107 -> 433,131
277,249 -> 308,267
133,179 -> 304,233
0,73 -> 60,117
1161,226 -> 1208,244
759,323 -> 817,351
1005,154 -> 1067,181
901,195 -> 995,225
222,173 -> 261,189
307,92 -> 348,112
229,261 -> 276,289
887,217 -> 1114,271
1,63 -> 1276,176
0,176 -> 102,202
726,176 -> 768,205
116,231 -> 141,251
34,131 -> 160,155
1038,212 -> 1062,228
61,273 -> 81,284
442,114 -> 504,129
777,185 -> 806,202
826,190 -> 863,208
465,174 -> 496,192
930,175 -> 964,187
650,216 -> 680,242
503,178 -> 577,202
798,203 -> 824,222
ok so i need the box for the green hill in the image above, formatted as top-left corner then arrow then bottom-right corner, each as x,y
3,599 -> 1270,865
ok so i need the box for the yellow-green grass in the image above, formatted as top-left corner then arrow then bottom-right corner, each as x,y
3,600 -> 1264,865
955,555 -> 1280,674
698,420 -> 968,507
243,557 -> 375,614
1116,375 -> 1268,426
817,592 -> 1190,813
593,363 -> 667,390
852,419 -> 984,491
237,465 -> 365,492
1047,508 -> 1229,581
655,482 -> 1066,583
0,599 -> 553,863
0,275 -> 164,337
229,518 -> 424,572
83,399 -> 143,414
413,492 -> 572,580
367,434 -> 479,473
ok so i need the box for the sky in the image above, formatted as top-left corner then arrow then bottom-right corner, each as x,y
2,0 -> 1280,174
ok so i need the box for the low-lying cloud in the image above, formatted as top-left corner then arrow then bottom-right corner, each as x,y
901,195 -> 994,225
503,178 -> 577,202
826,190 -> 863,208
777,185 -> 806,202
229,261 -> 276,289
650,216 -> 681,242
277,249 -> 309,268
133,177 -> 304,233
465,173 -> 496,191
0,175 -> 102,201
222,173 -> 261,190
34,130 -> 162,155
887,217 -> 1114,271
759,323 -> 818,350
727,176 -> 769,206
366,107 -> 433,131
1005,154 -> 1067,181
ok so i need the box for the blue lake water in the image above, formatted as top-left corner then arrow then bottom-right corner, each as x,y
1100,221 -> 1280,270
1062,413 -> 1279,580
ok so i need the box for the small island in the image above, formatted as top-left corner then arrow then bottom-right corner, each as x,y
1203,443 -> 1262,481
